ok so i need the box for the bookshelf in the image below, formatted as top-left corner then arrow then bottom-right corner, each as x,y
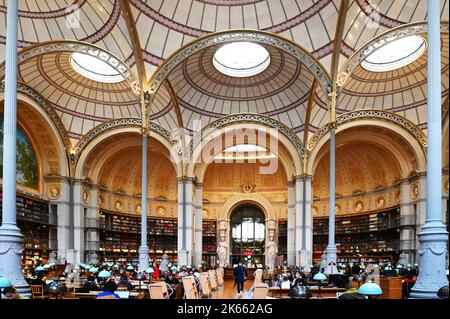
99,210 -> 179,264
313,207 -> 401,263
278,220 -> 287,260
202,220 -> 217,266
0,191 -> 52,266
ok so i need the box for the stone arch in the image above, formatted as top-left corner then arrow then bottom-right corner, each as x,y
220,193 -> 275,222
187,117 -> 302,181
306,115 -> 427,176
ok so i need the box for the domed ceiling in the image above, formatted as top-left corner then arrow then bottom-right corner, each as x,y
0,0 -> 448,156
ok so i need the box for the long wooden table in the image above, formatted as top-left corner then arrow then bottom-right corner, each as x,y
269,287 -> 345,298
74,291 -> 140,299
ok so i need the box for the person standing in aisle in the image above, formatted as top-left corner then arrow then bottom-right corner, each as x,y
234,261 -> 246,297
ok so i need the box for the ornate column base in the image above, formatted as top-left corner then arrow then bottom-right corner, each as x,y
324,245 -> 338,275
410,222 -> 448,299
138,246 -> 149,273
0,226 -> 30,297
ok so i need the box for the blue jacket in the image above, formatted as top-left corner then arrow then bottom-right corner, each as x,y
234,265 -> 246,282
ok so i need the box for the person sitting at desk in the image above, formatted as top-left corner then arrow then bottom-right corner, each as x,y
1,286 -> 29,299
338,283 -> 365,299
28,273 -> 47,289
165,273 -> 179,285
402,275 -> 416,299
117,274 -> 133,291
96,281 -> 120,299
81,275 -> 100,292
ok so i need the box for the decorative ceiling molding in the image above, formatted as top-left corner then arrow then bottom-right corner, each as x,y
0,40 -> 140,96
337,21 -> 450,92
307,109 -> 428,152
73,118 -> 177,159
0,81 -> 72,156
0,0 -> 86,19
189,113 -> 305,157
147,30 -> 332,125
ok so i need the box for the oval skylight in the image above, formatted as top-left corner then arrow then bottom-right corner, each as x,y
224,144 -> 267,153
213,42 -> 270,77
361,35 -> 426,72
70,52 -> 125,83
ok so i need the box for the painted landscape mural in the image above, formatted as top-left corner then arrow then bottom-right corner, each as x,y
0,118 -> 39,189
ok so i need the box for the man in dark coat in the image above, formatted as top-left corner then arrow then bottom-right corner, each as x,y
233,261 -> 246,296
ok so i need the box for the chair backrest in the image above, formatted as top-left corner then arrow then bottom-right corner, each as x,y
149,284 -> 165,299
252,283 -> 269,299
216,269 -> 224,285
199,272 -> 211,296
208,270 -> 218,290
254,269 -> 263,285
182,276 -> 198,299
30,285 -> 45,299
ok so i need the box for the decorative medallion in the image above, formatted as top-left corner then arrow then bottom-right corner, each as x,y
240,184 -> 256,193
47,185 -> 61,200
157,206 -> 166,217
82,189 -> 90,204
334,204 -> 341,214
99,194 -> 104,207
114,200 -> 122,211
411,183 -> 419,200
135,204 -> 142,214
376,196 -> 386,208
354,200 -> 364,213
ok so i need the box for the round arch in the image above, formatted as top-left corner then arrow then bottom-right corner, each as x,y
219,193 -> 276,222
74,124 -> 183,180
187,117 -> 303,181
0,91 -> 70,179
306,116 -> 427,176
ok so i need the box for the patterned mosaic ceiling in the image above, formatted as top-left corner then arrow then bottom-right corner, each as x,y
0,0 -> 448,150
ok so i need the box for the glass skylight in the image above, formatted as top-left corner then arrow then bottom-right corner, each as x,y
213,42 -> 270,77
70,52 -> 125,83
224,144 -> 267,153
361,35 -> 426,72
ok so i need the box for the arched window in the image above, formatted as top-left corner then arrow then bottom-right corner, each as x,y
230,205 -> 265,266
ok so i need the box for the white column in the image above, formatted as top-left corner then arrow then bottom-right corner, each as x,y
301,176 -> 313,267
138,134 -> 149,273
193,183 -> 203,267
414,174 -> 427,263
325,128 -> 337,274
399,179 -> 416,265
411,0 -> 448,298
287,181 -> 295,265
0,0 -> 29,294
294,176 -> 303,266
85,187 -> 99,264
72,180 -> 84,264
177,177 -> 194,265
55,179 -> 71,263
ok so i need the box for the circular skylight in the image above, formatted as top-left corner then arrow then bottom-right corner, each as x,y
70,52 -> 125,83
213,42 -> 270,77
224,144 -> 267,153
361,35 -> 426,72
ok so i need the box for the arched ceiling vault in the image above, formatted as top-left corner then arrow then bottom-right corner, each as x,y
0,1 -> 448,175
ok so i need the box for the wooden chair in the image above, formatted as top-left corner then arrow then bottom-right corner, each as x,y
215,268 -> 224,286
149,284 -> 165,299
208,270 -> 218,291
30,285 -> 49,299
182,276 -> 198,299
252,283 -> 269,299
253,269 -> 263,285
199,272 -> 211,298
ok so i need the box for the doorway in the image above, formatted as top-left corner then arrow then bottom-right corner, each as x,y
229,205 -> 265,267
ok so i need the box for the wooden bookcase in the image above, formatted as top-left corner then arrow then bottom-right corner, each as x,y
0,191 -> 51,266
277,219 -> 287,260
202,220 -> 217,266
313,207 -> 401,263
